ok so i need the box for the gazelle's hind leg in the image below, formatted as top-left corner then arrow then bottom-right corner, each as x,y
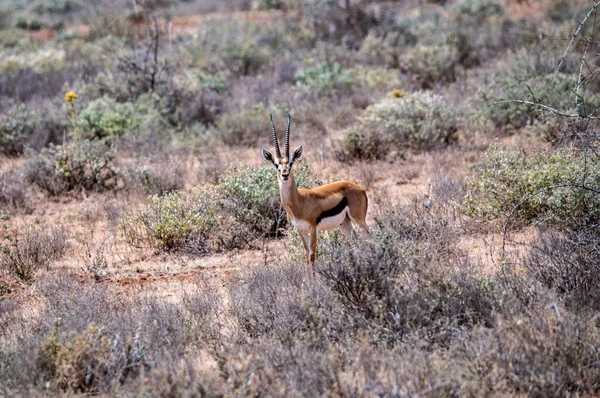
348,195 -> 370,237
348,213 -> 370,238
338,215 -> 354,239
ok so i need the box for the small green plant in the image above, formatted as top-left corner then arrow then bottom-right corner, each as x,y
340,91 -> 458,160
123,186 -> 221,253
464,144 -> 600,226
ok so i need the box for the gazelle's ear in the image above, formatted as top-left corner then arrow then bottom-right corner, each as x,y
290,145 -> 303,166
262,148 -> 276,166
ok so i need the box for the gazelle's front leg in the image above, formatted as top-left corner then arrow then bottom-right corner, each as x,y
309,226 -> 317,269
298,230 -> 311,266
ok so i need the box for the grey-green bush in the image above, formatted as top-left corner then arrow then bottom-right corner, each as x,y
464,144 -> 600,227
340,91 -> 458,160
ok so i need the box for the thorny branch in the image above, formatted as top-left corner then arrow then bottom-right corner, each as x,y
494,99 -> 600,119
555,0 -> 600,79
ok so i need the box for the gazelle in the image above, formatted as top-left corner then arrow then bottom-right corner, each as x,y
262,114 -> 370,271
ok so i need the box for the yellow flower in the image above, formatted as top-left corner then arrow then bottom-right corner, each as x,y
65,91 -> 78,103
392,89 -> 405,98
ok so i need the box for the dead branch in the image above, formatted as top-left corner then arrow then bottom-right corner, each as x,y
494,99 -> 600,119
555,1 -> 600,79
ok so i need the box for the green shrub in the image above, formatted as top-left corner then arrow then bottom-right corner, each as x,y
79,97 -> 140,141
0,104 -> 38,156
464,144 -> 600,227
294,63 -> 353,96
219,163 -> 318,236
340,92 -> 458,160
24,141 -> 119,195
123,186 -> 221,253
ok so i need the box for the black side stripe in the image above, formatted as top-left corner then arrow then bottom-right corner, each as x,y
316,197 -> 348,224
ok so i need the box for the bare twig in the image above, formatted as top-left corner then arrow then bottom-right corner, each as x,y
576,8 -> 596,113
494,99 -> 600,119
555,1 -> 600,79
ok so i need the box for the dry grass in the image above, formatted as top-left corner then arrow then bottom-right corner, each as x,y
1,226 -> 69,282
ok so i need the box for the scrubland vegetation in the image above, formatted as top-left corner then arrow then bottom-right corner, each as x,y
2,0 -> 600,395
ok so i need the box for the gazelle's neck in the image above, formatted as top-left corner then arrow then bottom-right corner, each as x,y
279,173 -> 300,214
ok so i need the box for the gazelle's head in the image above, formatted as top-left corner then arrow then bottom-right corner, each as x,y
262,114 -> 303,183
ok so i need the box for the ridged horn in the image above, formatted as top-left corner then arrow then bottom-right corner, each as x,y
285,113 -> 291,158
270,114 -> 281,158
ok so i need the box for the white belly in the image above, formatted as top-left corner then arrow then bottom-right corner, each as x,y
317,207 -> 349,231
292,218 -> 312,233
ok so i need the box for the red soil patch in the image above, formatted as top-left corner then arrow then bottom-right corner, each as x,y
506,0 -> 590,21
28,28 -> 55,43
